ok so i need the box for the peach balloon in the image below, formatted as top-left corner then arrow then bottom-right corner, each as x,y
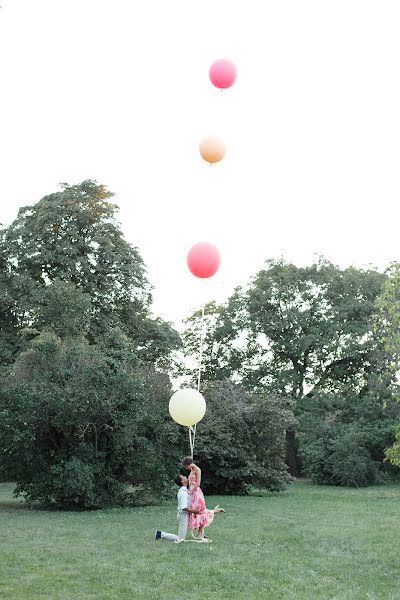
199,136 -> 226,164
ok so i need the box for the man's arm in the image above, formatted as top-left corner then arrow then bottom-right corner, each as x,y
183,507 -> 200,514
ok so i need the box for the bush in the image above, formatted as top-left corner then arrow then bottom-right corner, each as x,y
0,329 -> 183,509
193,381 -> 295,494
386,429 -> 400,467
300,417 -> 397,487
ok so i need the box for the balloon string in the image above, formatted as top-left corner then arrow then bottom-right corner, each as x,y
189,426 -> 194,459
192,424 -> 196,460
197,302 -> 206,392
192,286 -> 207,459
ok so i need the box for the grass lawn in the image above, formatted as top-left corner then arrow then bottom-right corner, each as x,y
1,480 -> 400,600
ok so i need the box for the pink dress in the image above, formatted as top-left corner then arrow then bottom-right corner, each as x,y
188,470 -> 214,530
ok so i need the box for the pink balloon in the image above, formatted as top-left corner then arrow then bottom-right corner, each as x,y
209,59 -> 237,89
187,242 -> 221,279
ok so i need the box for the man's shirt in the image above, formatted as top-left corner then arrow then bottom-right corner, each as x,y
177,486 -> 189,513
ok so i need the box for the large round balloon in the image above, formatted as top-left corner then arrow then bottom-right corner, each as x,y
187,242 -> 221,278
199,136 -> 225,164
169,389 -> 206,427
209,59 -> 237,89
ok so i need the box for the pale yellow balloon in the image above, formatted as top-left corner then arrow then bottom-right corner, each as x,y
199,136 -> 226,164
169,389 -> 206,427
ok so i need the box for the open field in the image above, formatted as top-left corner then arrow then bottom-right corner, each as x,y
1,480 -> 399,599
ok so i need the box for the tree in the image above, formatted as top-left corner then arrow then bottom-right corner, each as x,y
193,381 -> 294,494
0,228 -> 20,366
376,262 -> 400,466
0,326 -> 183,508
182,258 -> 387,476
298,380 -> 400,486
1,180 -> 180,365
34,279 -> 92,339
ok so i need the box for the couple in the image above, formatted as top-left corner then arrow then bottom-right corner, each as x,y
155,457 -> 225,544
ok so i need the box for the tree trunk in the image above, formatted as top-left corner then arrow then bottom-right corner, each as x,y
286,430 -> 300,477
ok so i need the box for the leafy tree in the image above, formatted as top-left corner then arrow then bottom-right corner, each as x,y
376,263 -> 400,466
0,228 -> 20,366
182,258 -> 387,476
193,381 -> 294,494
34,279 -> 92,339
298,382 -> 399,486
1,180 -> 180,366
0,327 -> 182,508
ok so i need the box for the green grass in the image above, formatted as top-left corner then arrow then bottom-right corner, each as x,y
1,480 -> 400,599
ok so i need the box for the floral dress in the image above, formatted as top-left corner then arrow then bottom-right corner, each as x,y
188,469 -> 214,530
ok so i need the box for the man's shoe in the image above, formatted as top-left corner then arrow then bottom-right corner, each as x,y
174,538 -> 185,543
155,530 -> 161,540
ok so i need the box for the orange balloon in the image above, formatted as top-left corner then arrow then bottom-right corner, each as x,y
199,136 -> 226,164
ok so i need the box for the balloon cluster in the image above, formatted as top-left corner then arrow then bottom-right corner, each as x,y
169,59 -> 237,438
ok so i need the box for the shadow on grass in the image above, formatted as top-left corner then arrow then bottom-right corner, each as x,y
0,481 -> 166,512
0,501 -> 28,510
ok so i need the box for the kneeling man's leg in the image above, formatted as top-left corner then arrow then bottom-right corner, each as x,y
178,511 -> 189,540
160,530 -> 179,541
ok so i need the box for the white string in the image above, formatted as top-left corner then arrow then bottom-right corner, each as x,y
190,281 -> 207,459
197,302 -> 206,392
189,425 -> 194,459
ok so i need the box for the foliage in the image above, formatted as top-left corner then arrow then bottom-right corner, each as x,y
0,180 -> 181,366
385,430 -> 400,467
0,228 -> 20,366
182,258 -> 388,477
0,328 -> 182,509
34,279 -> 92,339
300,421 -> 386,487
375,262 -> 400,467
193,381 -> 295,494
298,377 -> 400,486
184,259 -> 386,393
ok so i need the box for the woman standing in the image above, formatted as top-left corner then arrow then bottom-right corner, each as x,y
181,457 -> 225,540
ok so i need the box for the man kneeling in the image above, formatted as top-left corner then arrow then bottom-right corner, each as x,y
155,475 -> 199,543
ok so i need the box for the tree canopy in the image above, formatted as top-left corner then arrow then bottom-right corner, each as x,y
0,180 -> 181,365
376,262 -> 400,467
182,258 -> 398,481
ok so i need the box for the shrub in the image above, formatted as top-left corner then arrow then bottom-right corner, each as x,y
0,330 -> 183,508
193,381 -> 295,494
300,418 -> 397,487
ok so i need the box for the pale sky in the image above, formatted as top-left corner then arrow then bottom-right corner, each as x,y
1,0 -> 399,328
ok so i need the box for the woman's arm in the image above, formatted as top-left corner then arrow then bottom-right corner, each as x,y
183,507 -> 200,514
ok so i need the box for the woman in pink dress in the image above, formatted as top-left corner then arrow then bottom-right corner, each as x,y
182,457 -> 225,540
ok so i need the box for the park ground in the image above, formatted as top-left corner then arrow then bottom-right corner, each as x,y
1,480 -> 399,600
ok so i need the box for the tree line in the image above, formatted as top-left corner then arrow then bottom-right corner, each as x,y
0,180 -> 399,508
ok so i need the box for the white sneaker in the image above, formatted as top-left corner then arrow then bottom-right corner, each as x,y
174,538 -> 185,544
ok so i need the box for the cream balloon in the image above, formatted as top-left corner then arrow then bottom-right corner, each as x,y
169,389 -> 206,427
199,136 -> 226,164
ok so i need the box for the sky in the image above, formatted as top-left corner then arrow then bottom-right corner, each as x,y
0,0 -> 399,328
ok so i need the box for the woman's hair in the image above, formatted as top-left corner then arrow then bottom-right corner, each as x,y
174,475 -> 183,486
182,457 -> 193,467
